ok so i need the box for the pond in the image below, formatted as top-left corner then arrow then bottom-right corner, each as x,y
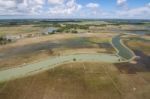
44,27 -> 57,34
124,30 -> 150,35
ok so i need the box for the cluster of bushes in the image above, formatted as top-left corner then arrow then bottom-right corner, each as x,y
65,24 -> 89,29
0,37 -> 12,45
33,24 -> 52,27
54,24 -> 89,33
34,23 -> 61,28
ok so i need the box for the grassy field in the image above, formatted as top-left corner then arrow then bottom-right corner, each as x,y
127,41 -> 150,54
0,21 -> 146,36
0,25 -> 44,35
125,36 -> 150,55
0,62 -> 150,99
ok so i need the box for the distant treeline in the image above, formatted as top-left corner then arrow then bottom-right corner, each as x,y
0,19 -> 150,27
0,19 -> 82,27
54,24 -> 89,33
104,19 -> 150,25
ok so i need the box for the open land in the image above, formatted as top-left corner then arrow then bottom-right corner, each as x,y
0,19 -> 150,99
0,62 -> 150,99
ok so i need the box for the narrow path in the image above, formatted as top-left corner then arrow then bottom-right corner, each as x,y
0,53 -> 119,82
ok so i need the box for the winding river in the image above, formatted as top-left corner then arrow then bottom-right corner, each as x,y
112,35 -> 135,60
0,34 -> 135,82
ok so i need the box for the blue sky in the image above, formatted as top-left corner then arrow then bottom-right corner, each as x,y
0,0 -> 150,19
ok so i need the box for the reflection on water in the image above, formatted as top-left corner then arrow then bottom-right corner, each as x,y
47,27 -> 57,32
0,37 -> 102,59
111,29 -> 150,35
125,30 -> 150,35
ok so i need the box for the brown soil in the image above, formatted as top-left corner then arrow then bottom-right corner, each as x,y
0,50 -> 53,70
0,62 -> 150,99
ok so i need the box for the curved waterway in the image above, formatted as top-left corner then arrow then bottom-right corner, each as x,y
0,34 -> 135,82
112,35 -> 135,60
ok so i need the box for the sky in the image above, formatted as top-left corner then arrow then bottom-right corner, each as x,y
0,0 -> 150,19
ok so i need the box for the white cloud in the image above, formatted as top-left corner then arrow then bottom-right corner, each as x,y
117,0 -> 127,6
0,0 -> 45,15
0,0 -> 81,16
80,2 -> 150,19
86,3 -> 99,8
0,0 -> 150,19
77,3 -> 102,18
48,0 -> 65,5
35,0 -> 45,4
0,0 -> 16,8
148,2 -> 150,7
49,0 -> 82,15
116,3 -> 150,19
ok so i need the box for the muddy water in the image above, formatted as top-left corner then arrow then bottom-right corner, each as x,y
0,37 -> 96,59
